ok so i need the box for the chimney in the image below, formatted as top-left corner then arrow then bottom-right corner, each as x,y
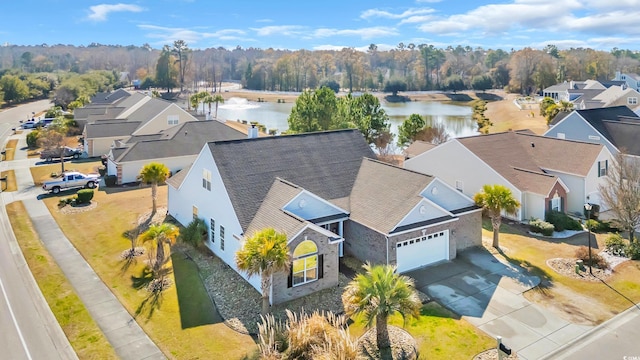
248,124 -> 258,139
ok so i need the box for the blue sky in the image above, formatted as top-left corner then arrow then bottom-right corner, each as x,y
2,0 -> 639,51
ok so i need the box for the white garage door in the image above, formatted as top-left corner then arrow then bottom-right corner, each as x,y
396,230 -> 449,273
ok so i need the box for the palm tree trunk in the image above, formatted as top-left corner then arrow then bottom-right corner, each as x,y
376,313 -> 391,357
492,216 -> 501,248
260,273 -> 271,315
151,182 -> 157,215
156,240 -> 165,274
215,102 -> 219,119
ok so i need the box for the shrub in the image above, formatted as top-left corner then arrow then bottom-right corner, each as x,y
105,175 -> 117,187
545,210 -> 583,232
575,246 -> 608,269
26,130 -> 40,148
625,241 -> 640,260
605,233 -> 627,257
180,218 -> 207,248
97,166 -> 106,177
529,218 -> 554,236
585,219 -> 601,232
58,198 -> 67,208
76,189 -> 94,204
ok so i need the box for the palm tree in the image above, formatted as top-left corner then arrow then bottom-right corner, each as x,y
474,184 -> 521,248
139,223 -> 179,277
342,263 -> 421,356
211,94 -> 224,119
235,228 -> 291,315
139,162 -> 170,215
201,93 -> 214,118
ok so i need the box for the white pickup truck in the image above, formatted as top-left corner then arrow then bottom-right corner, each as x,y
42,171 -> 100,194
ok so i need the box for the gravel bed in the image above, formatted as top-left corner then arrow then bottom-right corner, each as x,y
358,326 -> 417,360
58,201 -> 98,214
547,258 -> 612,281
474,349 -> 519,360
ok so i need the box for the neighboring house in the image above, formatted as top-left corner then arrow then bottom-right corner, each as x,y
405,131 -> 612,221
614,71 -> 640,92
591,85 -> 640,109
544,106 -> 640,158
403,140 -> 436,160
83,96 -> 198,157
106,120 -> 245,184
167,129 -> 481,305
541,80 -> 631,110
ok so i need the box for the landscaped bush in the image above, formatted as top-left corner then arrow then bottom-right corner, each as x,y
26,130 -> 40,148
585,219 -> 600,232
76,189 -> 94,204
180,218 -> 207,248
105,175 -> 117,187
625,241 -> 640,260
529,218 -> 554,236
575,246 -> 608,269
545,211 -> 583,232
605,233 -> 627,257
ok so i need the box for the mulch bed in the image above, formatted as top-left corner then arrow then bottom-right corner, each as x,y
58,201 -> 98,214
547,258 -> 611,282
358,326 -> 417,360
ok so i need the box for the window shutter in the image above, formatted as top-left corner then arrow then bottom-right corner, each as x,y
548,200 -> 552,212
318,254 -> 324,279
560,197 -> 564,212
287,269 -> 292,288
605,160 -> 609,175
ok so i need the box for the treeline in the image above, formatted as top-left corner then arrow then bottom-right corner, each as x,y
2,43 -> 640,104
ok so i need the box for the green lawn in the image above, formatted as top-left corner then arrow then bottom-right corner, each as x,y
43,186 -> 257,359
6,201 -> 118,360
349,302 -> 494,359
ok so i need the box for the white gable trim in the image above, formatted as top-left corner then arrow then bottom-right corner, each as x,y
544,111 -> 620,153
389,217 -> 459,237
283,188 -> 350,216
390,197 -> 455,234
168,144 -> 210,190
422,178 -> 476,205
131,102 -> 179,135
286,222 -> 342,245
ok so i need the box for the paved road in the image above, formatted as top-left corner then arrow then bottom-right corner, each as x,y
0,100 -> 77,360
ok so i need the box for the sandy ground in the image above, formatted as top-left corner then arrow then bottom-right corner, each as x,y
220,89 -> 549,135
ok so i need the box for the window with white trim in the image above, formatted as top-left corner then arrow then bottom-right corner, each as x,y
167,115 -> 179,125
628,97 -> 638,105
598,160 -> 608,177
292,240 -> 318,286
551,197 -> 561,211
220,225 -> 225,250
455,180 -> 464,193
202,169 -> 211,191
210,218 -> 215,243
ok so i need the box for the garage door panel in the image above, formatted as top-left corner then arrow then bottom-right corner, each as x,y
396,230 -> 449,273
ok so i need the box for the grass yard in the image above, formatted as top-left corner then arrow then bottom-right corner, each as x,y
3,139 -> 17,160
30,160 -> 102,185
486,219 -> 640,324
1,169 -> 17,192
6,201 -> 118,360
43,185 -> 257,359
349,302 -> 494,359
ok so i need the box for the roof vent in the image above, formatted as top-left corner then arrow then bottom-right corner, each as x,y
248,124 -> 259,139
184,131 -> 188,136
531,143 -> 535,148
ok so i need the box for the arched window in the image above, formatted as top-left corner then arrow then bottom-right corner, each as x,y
292,240 -> 318,286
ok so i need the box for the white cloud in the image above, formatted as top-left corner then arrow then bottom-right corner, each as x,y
313,27 -> 398,40
251,25 -> 306,37
87,3 -> 144,22
138,24 -> 250,46
360,8 -> 434,20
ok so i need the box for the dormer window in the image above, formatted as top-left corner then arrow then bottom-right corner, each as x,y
167,115 -> 179,125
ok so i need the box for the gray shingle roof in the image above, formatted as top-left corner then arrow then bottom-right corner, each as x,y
166,164 -> 192,188
115,120 -> 246,162
244,178 -> 306,238
126,97 -> 171,123
89,89 -> 131,104
350,158 -> 435,234
208,129 -> 376,231
602,120 -> 640,155
570,106 -> 640,155
85,121 -> 141,138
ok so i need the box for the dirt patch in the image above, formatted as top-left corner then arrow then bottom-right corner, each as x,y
136,206 -> 168,230
485,92 -> 548,134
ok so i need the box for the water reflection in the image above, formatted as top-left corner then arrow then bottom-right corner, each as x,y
214,97 -> 477,138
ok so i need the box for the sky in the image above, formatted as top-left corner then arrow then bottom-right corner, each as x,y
2,0 -> 640,51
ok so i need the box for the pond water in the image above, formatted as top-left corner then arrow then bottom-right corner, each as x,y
213,97 -> 477,138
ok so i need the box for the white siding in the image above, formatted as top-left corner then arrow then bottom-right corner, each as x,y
543,113 -> 618,155
524,192 -> 546,220
405,141 -> 524,220
106,158 -> 117,177
585,147 -> 613,211
132,104 -> 198,135
395,200 -> 451,229
167,146 -> 260,291
90,137 -> 124,157
119,154 -> 197,184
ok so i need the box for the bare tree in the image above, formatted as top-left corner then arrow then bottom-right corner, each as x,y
599,152 -> 640,242
414,123 -> 450,145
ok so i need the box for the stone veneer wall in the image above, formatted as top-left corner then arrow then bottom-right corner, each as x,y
271,227 -> 339,304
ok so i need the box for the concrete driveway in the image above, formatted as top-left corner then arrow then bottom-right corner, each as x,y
407,247 -> 593,360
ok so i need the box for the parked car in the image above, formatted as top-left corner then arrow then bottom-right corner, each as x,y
21,121 -> 38,129
40,146 -> 83,162
42,171 -> 100,194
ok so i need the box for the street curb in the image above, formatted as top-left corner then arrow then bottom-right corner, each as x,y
539,304 -> 640,359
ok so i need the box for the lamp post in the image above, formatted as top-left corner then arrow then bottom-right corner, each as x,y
584,203 -> 593,275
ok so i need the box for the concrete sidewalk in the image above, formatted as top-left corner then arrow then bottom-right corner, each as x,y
3,130 -> 165,360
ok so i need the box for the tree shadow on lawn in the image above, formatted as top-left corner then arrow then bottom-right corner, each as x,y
172,251 -> 222,329
131,265 -> 173,320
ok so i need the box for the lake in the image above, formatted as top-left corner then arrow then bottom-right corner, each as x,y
212,97 -> 477,138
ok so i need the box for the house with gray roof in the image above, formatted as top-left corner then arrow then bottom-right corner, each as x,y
405,131 -> 613,221
82,94 -> 198,157
106,120 -> 246,184
544,106 -> 640,157
166,129 -> 481,304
